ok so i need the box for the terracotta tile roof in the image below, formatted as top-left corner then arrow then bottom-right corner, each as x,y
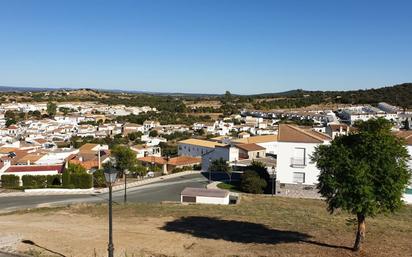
278,124 -> 331,143
0,147 -> 20,154
178,139 -> 226,148
395,130 -> 412,145
167,156 -> 201,166
16,153 -> 44,164
69,159 -> 99,170
236,143 -> 266,152
232,135 -> 278,144
79,143 -> 98,153
138,156 -> 167,165
6,164 -> 64,173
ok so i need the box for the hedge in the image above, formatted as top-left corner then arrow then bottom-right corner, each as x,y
22,175 -> 47,188
47,174 -> 62,186
1,174 -> 20,188
62,171 -> 93,189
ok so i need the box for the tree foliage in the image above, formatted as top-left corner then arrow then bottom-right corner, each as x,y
312,118 -> 411,251
240,170 -> 267,194
47,101 -> 57,117
111,145 -> 137,174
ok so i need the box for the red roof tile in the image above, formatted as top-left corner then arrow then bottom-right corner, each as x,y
6,164 -> 64,173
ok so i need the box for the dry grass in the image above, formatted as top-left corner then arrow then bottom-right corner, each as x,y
2,195 -> 412,257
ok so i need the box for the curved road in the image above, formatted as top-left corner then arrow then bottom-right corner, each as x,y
0,173 -> 218,213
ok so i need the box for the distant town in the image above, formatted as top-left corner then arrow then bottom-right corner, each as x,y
0,88 -> 411,202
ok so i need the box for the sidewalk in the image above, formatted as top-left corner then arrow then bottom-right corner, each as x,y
0,170 -> 201,197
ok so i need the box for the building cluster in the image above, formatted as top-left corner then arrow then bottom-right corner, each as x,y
0,100 -> 411,198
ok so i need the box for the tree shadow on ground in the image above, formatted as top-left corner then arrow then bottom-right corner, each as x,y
161,216 -> 352,250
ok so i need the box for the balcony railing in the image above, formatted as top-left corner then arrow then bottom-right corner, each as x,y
290,157 -> 306,167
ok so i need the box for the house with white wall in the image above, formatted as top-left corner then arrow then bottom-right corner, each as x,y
178,139 -> 226,157
276,124 -> 331,195
231,134 -> 278,156
201,145 -> 239,171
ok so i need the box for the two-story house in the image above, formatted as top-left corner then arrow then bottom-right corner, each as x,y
276,124 -> 331,196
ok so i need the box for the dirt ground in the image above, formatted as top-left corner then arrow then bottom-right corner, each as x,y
0,196 -> 411,257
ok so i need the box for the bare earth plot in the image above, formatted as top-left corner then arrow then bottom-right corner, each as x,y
0,195 -> 411,257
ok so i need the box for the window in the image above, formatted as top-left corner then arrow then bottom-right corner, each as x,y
293,172 -> 305,183
291,147 -> 306,166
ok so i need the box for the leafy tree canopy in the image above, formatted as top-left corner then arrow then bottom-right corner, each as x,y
312,118 -> 411,250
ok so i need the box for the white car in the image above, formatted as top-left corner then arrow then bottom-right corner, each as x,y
145,171 -> 155,178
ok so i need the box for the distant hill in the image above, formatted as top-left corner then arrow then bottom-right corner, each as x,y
0,83 -> 411,108
0,85 -> 58,92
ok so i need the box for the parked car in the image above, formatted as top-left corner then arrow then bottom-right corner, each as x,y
145,171 -> 155,178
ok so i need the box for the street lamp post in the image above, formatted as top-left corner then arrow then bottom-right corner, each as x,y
124,169 -> 129,203
208,158 -> 212,184
104,166 -> 118,257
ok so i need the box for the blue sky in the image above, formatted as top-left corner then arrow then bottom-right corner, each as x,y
0,0 -> 411,94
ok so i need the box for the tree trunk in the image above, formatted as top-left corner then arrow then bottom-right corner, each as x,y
353,213 -> 366,251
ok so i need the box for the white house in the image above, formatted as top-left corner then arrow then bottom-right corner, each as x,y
231,134 -> 278,156
276,124 -> 331,195
178,139 -> 226,157
325,124 -> 350,139
201,145 -> 239,171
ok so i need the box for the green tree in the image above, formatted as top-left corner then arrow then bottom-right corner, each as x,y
129,162 -> 147,178
59,107 -> 71,116
5,118 -> 16,127
210,158 -> 232,182
66,163 -> 87,174
92,169 -> 107,188
47,101 -> 57,117
111,145 -> 137,175
127,131 -> 142,141
312,118 -> 411,251
240,170 -> 267,194
149,130 -> 158,137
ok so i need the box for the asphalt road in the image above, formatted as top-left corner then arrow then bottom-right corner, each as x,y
0,172 -> 239,213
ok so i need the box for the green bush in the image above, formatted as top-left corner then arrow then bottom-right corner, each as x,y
1,174 -> 20,188
171,166 -> 192,174
240,170 -> 267,194
93,169 -> 106,188
193,164 -> 202,170
69,173 -> 93,189
46,174 -> 62,186
62,171 -> 71,187
22,175 -> 47,188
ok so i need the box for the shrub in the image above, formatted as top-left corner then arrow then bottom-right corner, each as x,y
1,174 -> 20,188
46,174 -> 62,186
22,175 -> 47,188
171,166 -> 193,174
62,171 -> 71,187
193,164 -> 202,170
93,169 -> 106,188
240,170 -> 267,194
69,173 -> 93,189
